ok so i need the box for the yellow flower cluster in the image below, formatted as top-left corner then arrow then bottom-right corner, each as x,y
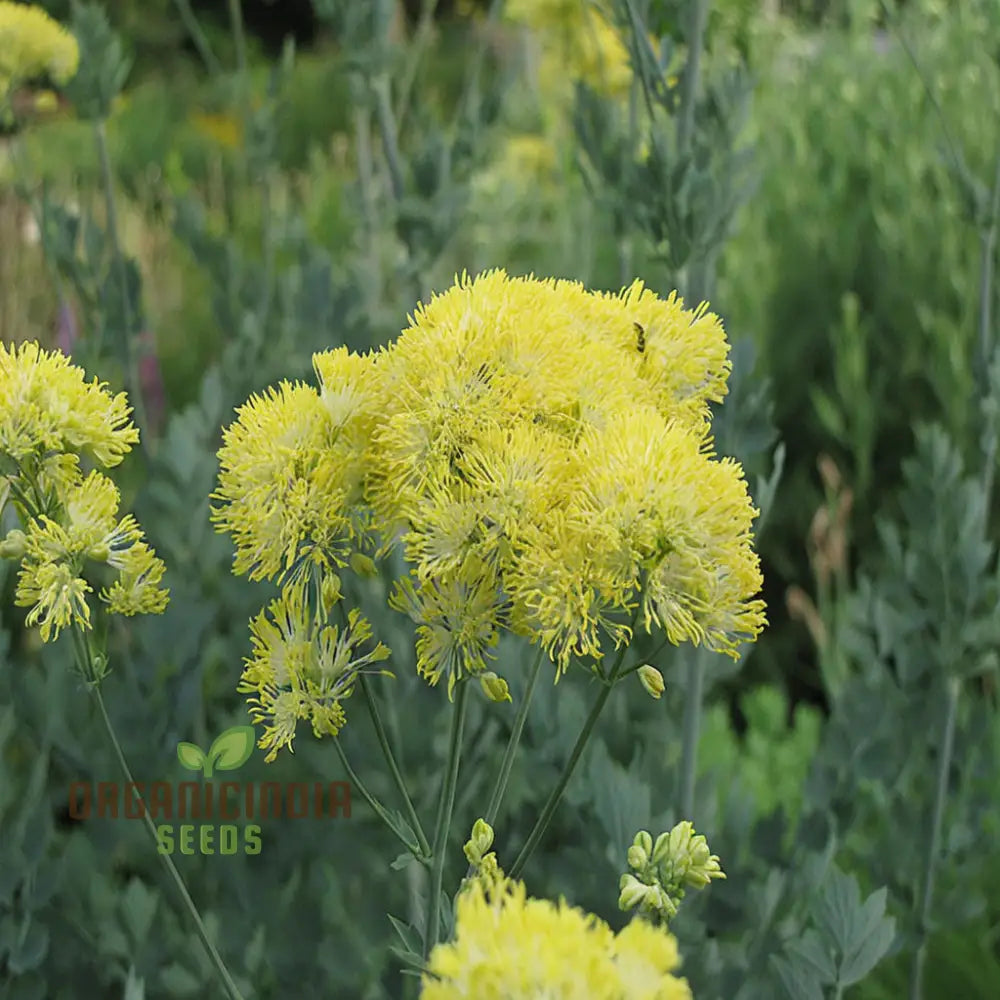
239,580 -> 391,762
421,876 -> 692,1000
213,349 -> 392,758
0,2 -> 79,96
214,270 -> 765,747
506,0 -> 633,101
0,342 -> 168,643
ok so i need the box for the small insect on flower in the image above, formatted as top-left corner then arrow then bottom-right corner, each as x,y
634,322 -> 646,355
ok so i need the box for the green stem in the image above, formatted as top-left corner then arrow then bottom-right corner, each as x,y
94,119 -> 148,447
507,642 -> 631,881
331,736 -> 427,863
484,646 -> 546,828
360,673 -> 431,858
678,647 -> 706,819
82,660 -> 243,999
909,675 -> 961,1000
372,74 -> 405,205
424,681 -> 470,958
171,0 -> 222,75
395,0 -> 441,134
227,0 -> 248,82
676,0 -> 710,156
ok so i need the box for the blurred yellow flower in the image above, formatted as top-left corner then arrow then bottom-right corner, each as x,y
190,110 -> 243,151
507,0 -> 632,101
0,1 -> 78,95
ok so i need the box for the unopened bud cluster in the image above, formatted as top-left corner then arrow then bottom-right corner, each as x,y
619,821 -> 725,924
462,818 -> 505,890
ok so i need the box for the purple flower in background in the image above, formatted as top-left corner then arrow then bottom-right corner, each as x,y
55,297 -> 78,354
137,330 -> 166,438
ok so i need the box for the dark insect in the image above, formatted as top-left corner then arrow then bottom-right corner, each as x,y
634,322 -> 646,354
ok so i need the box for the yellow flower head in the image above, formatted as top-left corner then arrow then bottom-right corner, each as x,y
0,2 -> 79,94
0,341 -> 138,466
217,269 -> 765,699
0,345 -> 168,645
9,469 -> 169,641
239,577 -> 391,761
421,878 -> 692,1000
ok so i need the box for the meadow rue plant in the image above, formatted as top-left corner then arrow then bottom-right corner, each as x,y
0,341 -> 246,999
213,266 -> 764,966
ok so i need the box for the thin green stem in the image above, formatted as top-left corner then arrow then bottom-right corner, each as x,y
360,673 -> 431,858
678,647 -> 706,819
676,0 -> 710,156
395,0 -> 441,134
227,0 -> 248,82
909,675 -> 961,1000
331,736 -> 427,863
507,641 -> 631,881
424,681 -> 470,958
94,119 -> 148,447
171,0 -> 222,75
484,646 -> 546,828
372,74 -> 406,205
82,657 -> 243,1000
978,149 -> 1000,399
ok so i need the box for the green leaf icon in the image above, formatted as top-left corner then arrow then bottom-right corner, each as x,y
204,725 -> 256,778
177,742 -> 206,772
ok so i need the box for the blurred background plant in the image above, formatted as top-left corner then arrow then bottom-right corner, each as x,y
2,0 -> 1000,997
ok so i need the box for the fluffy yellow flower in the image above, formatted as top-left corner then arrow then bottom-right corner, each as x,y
216,269 -> 765,698
0,1 -> 79,94
421,878 -> 692,1000
9,470 -> 169,639
0,341 -> 138,466
239,578 -> 391,761
0,345 -> 169,645
212,378 -> 371,583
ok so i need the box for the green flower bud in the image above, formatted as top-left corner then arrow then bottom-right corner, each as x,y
349,552 -> 378,578
0,529 -> 26,560
87,542 -> 110,563
464,818 -> 495,865
618,873 -> 650,911
479,671 -> 512,703
321,573 -> 343,614
627,843 -> 648,870
638,664 -> 665,699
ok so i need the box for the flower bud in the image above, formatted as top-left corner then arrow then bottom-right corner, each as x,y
464,818 -> 495,864
618,873 -> 651,912
633,830 -> 653,858
321,573 -> 343,614
87,542 -> 110,563
638,664 -> 665,699
349,552 -> 378,578
479,671 -> 512,703
0,529 -> 26,560
627,844 -> 648,870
